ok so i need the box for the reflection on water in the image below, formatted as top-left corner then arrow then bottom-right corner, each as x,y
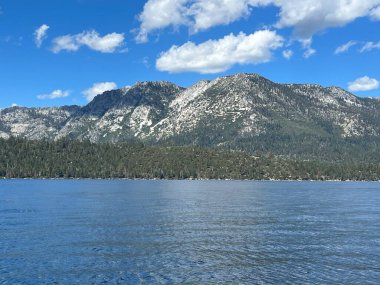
0,180 -> 379,284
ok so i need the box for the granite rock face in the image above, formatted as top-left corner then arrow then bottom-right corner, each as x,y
1,73 -> 380,156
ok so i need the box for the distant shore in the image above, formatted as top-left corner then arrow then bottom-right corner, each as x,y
1,177 -> 380,182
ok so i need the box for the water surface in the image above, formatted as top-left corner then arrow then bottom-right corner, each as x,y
0,180 -> 379,284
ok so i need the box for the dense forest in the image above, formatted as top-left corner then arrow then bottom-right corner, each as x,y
1,138 -> 380,181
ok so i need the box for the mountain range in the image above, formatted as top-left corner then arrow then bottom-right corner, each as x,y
2,73 -> 380,161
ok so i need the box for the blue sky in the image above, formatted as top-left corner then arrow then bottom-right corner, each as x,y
1,0 -> 380,108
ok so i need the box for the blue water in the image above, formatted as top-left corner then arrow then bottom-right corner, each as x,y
0,180 -> 379,284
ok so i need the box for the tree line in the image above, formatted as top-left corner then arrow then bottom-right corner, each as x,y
1,137 -> 380,181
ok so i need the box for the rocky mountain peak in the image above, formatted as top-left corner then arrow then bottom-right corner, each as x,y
327,86 -> 357,101
1,73 -> 380,157
217,73 -> 273,85
134,80 -> 181,88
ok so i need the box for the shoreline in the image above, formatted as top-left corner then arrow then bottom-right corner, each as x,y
1,177 -> 380,183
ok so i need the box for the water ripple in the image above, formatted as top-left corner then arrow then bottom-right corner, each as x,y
0,180 -> 379,284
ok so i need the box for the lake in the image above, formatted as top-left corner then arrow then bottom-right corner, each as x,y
0,180 -> 379,284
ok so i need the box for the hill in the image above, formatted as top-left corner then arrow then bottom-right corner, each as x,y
1,73 -> 380,162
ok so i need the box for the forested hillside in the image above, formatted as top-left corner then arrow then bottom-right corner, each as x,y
1,138 -> 380,181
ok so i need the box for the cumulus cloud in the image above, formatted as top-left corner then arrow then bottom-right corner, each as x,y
37,90 -> 70,100
282,49 -> 293,59
370,5 -> 380,20
360,41 -> 380,52
137,0 -> 269,42
136,0 -> 189,43
52,35 -> 80,52
82,82 -> 117,101
156,30 -> 283,74
335,40 -> 357,54
348,76 -> 379,92
136,0 -> 380,42
273,1 -> 380,39
52,30 -> 125,53
34,24 -> 50,48
186,0 -> 271,33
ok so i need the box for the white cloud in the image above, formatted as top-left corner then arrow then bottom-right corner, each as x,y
303,48 -> 316,58
37,90 -> 70,100
274,1 -> 380,39
52,35 -> 80,52
335,40 -> 357,54
300,38 -> 316,58
76,31 -> 125,53
136,0 -> 189,43
360,41 -> 380,52
156,30 -> 283,74
52,30 -> 125,53
82,82 -> 117,101
187,0 -> 271,33
34,24 -> 50,48
348,76 -> 379,92
137,0 -> 271,42
282,49 -> 293,59
137,0 -> 380,42
370,5 -> 380,20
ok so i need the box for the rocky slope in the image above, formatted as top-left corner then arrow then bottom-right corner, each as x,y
1,73 -> 380,159
0,106 -> 80,140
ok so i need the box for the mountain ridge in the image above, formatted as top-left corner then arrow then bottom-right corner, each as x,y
1,73 -> 380,161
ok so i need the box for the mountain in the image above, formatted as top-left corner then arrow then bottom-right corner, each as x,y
56,81 -> 183,142
0,105 -> 80,140
1,73 -> 380,161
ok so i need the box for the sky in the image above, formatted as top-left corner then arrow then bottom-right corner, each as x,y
1,0 -> 380,108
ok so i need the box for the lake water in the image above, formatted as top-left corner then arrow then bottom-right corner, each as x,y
0,180 -> 379,284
